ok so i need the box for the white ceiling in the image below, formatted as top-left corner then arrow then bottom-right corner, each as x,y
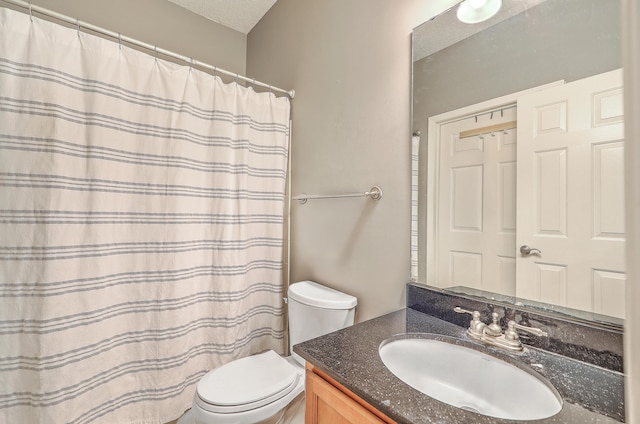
167,0 -> 549,53
167,0 -> 278,34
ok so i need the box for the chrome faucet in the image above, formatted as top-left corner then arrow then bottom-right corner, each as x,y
454,307 -> 548,352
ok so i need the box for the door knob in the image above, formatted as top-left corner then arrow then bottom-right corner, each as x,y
520,245 -> 541,255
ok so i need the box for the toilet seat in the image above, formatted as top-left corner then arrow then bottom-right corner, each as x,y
196,350 -> 300,414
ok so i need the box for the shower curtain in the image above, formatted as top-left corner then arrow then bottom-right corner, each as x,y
0,8 -> 289,424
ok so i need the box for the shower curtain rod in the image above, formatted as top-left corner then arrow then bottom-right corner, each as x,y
1,0 -> 296,99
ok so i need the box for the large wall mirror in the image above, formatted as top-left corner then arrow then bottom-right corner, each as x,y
412,0 -> 624,325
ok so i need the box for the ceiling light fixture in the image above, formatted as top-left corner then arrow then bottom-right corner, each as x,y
456,0 -> 502,24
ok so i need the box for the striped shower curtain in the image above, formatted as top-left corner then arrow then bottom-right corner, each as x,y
0,7 -> 289,424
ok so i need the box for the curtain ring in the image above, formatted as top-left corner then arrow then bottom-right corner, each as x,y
234,73 -> 239,84
28,1 -> 33,21
154,46 -> 158,63
76,19 -> 80,38
268,85 -> 272,93
118,33 -> 122,51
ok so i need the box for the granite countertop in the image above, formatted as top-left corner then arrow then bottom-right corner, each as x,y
293,308 -> 625,424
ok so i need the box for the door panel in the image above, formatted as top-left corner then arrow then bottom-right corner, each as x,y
593,141 -> 625,238
450,165 -> 483,231
436,107 -> 517,296
516,69 -> 625,317
534,148 -> 567,237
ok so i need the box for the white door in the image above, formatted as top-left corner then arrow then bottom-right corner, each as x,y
435,107 -> 517,296
515,69 -> 625,317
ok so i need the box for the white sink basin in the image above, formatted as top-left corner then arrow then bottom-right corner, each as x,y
379,334 -> 562,421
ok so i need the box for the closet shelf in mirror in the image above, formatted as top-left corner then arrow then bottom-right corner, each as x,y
459,120 -> 517,139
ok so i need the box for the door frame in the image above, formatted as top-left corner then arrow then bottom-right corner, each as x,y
622,0 -> 640,420
424,81 -> 564,284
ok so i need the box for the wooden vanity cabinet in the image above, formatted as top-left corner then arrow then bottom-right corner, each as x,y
305,363 -> 396,424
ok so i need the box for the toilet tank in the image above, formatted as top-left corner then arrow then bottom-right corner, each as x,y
287,280 -> 357,365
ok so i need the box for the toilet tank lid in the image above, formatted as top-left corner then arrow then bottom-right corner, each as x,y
288,280 -> 357,310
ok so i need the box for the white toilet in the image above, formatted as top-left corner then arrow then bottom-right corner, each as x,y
178,280 -> 357,424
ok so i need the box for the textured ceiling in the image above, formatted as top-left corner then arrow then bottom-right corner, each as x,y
413,0 -> 549,62
168,0 -> 549,54
167,0 -> 278,34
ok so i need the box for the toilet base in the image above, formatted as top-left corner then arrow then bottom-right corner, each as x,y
177,392 -> 305,424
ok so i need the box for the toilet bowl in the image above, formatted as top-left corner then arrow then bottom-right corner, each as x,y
185,351 -> 304,424
178,281 -> 357,424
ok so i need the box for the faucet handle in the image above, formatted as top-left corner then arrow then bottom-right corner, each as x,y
454,307 -> 485,338
453,306 -> 477,316
506,320 -> 548,339
495,321 -> 548,351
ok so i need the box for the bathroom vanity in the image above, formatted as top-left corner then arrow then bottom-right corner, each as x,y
305,363 -> 394,423
294,284 -> 625,424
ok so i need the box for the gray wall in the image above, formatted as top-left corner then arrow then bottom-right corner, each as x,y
247,0 -> 429,322
6,0 -> 247,76
413,0 -> 621,135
